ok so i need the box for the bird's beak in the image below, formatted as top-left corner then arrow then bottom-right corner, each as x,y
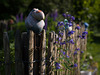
36,10 -> 42,13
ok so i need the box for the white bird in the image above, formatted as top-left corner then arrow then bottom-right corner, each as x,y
25,8 -> 45,34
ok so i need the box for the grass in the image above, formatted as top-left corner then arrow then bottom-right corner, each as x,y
87,33 -> 100,75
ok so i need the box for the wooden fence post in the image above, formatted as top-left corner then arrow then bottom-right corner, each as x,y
61,30 -> 66,75
3,32 -> 11,75
52,31 -> 56,75
21,32 -> 29,75
15,30 -> 24,75
66,29 -> 69,75
75,28 -> 81,75
72,22 -> 76,75
21,31 -> 34,75
28,30 -> 34,75
40,30 -> 46,75
55,34 -> 59,75
55,34 -> 58,75
33,33 -> 41,75
80,24 -> 85,57
47,32 -> 53,75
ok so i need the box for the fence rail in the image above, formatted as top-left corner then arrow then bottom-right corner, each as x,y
1,22 -> 87,75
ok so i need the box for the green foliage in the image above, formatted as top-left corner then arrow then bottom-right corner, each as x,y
87,42 -> 100,74
15,22 -> 27,32
10,43 -> 15,62
87,30 -> 94,43
0,0 -> 32,19
46,17 -> 57,32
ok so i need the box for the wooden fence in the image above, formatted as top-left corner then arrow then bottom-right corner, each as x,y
2,22 -> 87,75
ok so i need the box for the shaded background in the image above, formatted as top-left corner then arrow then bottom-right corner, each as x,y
0,0 -> 100,74
0,0 -> 100,31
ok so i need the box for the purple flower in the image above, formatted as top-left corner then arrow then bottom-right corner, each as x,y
82,31 -> 88,34
57,22 -> 61,27
81,51 -> 84,53
58,37 -> 62,41
81,31 -> 88,39
67,14 -> 71,17
63,51 -> 66,55
81,36 -> 86,39
57,21 -> 64,27
50,10 -> 58,21
66,22 -> 69,25
55,62 -> 61,69
66,55 -> 69,58
60,21 -> 64,26
62,13 -> 66,17
44,17 -> 48,30
54,41 -> 58,44
75,26 -> 81,30
53,10 -> 58,21
69,22 -> 73,27
67,31 -> 75,36
20,13 -> 23,22
60,41 -> 66,45
75,48 -> 80,51
73,63 -> 77,67
59,31 -> 63,36
77,35 -> 81,38
68,39 -> 74,44
61,50 -> 66,55
71,16 -> 75,20
74,51 -> 77,55
16,14 -> 19,23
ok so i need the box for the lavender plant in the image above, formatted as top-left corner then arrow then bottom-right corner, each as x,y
53,13 -> 77,71
53,13 -> 88,71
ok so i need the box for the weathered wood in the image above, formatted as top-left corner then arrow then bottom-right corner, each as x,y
15,30 -> 24,75
47,32 -> 53,75
21,32 -> 29,75
40,30 -> 46,75
77,23 -> 81,75
75,29 -> 80,75
28,30 -> 34,75
3,32 -> 11,75
55,34 -> 59,75
55,34 -> 58,75
80,24 -> 85,58
69,33 -> 72,75
33,33 -> 41,75
22,31 -> 34,75
72,22 -> 76,75
61,30 -> 66,75
52,31 -> 56,75
66,29 -> 69,75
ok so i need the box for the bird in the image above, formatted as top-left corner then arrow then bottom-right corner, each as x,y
25,8 -> 45,34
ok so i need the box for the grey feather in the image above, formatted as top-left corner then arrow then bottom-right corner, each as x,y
25,8 -> 45,34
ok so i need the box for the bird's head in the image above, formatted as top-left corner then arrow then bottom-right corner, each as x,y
31,8 -> 45,20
